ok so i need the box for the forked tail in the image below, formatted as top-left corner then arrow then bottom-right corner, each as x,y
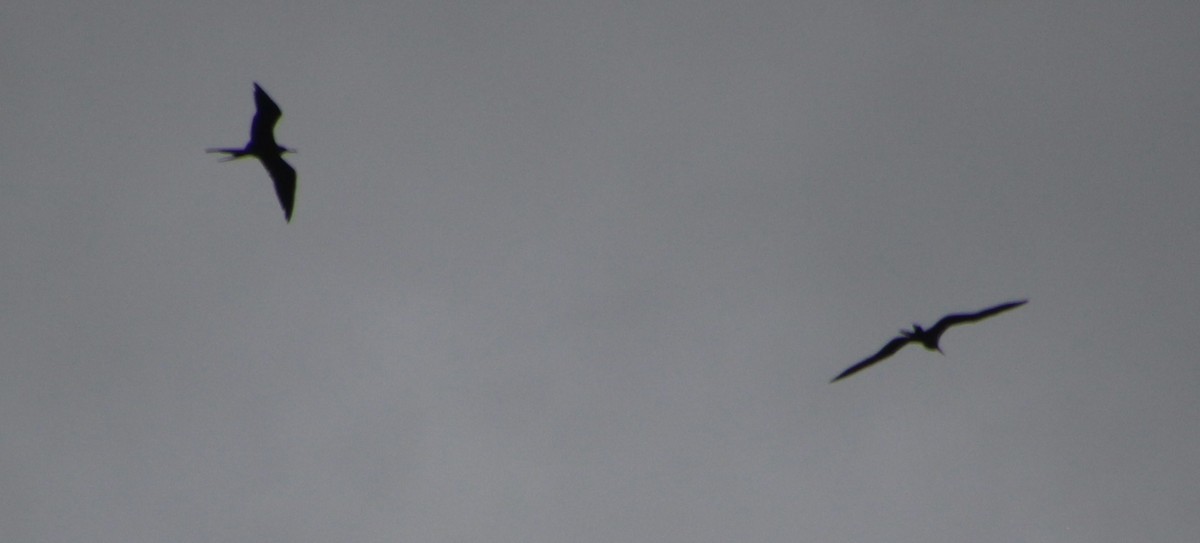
206,148 -> 249,162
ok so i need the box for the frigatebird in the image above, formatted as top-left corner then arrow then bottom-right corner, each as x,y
207,83 -> 296,221
830,300 -> 1027,383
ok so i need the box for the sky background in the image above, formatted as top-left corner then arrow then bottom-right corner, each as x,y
3,2 -> 1199,542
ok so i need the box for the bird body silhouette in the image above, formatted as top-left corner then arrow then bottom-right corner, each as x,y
830,300 -> 1027,383
208,83 -> 296,221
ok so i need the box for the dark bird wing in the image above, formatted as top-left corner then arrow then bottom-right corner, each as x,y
250,83 -> 283,147
831,336 -> 913,383
927,300 -> 1028,338
259,153 -> 296,222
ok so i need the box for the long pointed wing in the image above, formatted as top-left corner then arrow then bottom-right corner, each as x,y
928,300 -> 1027,337
831,336 -> 913,383
250,83 -> 283,147
259,154 -> 296,222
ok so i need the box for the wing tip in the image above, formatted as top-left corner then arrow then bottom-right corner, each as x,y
1001,299 -> 1029,311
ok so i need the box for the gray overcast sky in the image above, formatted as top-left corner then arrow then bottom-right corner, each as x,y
3,1 -> 1199,542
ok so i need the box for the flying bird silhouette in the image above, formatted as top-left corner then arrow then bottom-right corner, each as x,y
207,83 -> 296,221
830,300 -> 1027,383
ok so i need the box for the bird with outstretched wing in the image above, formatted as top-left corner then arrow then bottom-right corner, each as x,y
831,300 -> 1027,383
208,83 -> 296,221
